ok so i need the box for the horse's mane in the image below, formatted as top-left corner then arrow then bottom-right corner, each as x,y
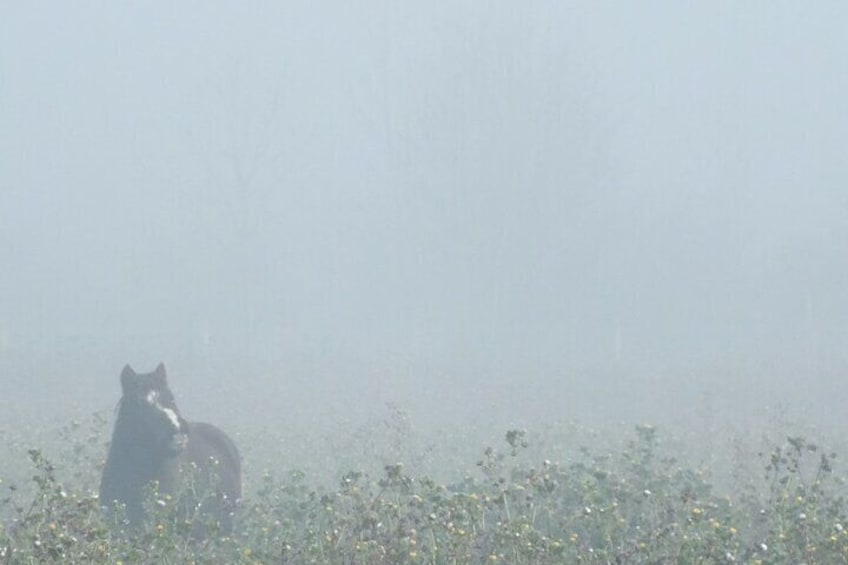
110,397 -> 134,435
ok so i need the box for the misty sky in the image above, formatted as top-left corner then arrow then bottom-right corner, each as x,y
2,3 -> 847,424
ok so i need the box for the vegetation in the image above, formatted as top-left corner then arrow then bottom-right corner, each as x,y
2,413 -> 848,564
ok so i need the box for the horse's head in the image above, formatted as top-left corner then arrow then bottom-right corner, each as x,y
118,363 -> 189,455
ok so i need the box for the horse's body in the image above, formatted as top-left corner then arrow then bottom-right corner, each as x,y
99,363 -> 241,534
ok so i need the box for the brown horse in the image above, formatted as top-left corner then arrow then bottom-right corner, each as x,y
99,363 -> 241,534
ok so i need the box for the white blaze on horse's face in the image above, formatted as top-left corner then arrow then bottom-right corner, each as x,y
145,390 -> 182,433
162,407 -> 182,433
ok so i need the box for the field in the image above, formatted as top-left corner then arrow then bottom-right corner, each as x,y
2,402 -> 848,564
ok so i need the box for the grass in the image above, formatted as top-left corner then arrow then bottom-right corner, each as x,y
2,411 -> 848,563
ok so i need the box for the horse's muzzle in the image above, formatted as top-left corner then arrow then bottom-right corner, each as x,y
168,432 -> 189,454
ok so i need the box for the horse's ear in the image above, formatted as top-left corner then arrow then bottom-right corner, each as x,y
120,365 -> 135,392
154,362 -> 167,381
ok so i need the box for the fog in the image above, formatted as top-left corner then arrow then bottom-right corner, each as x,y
2,3 -> 847,451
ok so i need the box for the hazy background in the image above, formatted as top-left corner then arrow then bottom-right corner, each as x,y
2,3 -> 847,458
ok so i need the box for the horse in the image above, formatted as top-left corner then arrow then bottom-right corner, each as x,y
99,363 -> 241,535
